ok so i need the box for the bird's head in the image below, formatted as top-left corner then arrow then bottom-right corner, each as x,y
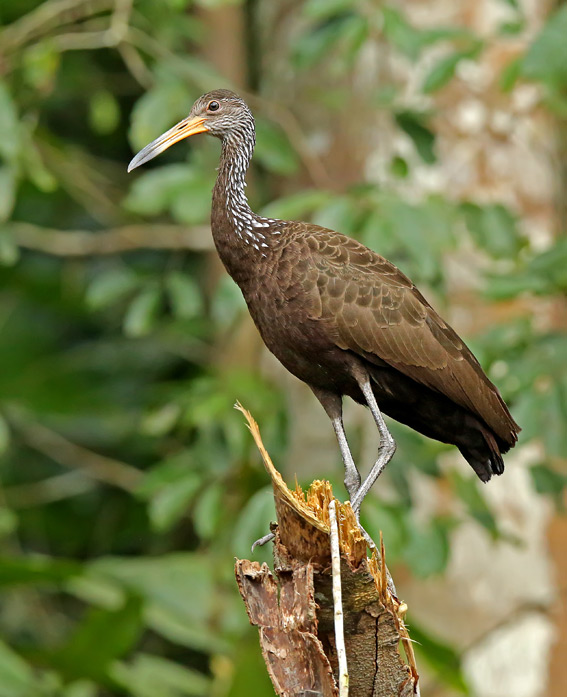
128,89 -> 254,172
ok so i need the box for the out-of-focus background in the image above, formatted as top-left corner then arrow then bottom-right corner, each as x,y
0,1 -> 566,695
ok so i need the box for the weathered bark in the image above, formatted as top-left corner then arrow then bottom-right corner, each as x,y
235,405 -> 419,697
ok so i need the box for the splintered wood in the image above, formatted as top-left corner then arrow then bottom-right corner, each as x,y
235,404 -> 419,697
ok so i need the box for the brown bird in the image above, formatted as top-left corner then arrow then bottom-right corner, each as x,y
129,89 -> 520,514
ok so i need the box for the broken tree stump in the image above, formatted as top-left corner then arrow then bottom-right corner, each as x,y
235,405 -> 419,697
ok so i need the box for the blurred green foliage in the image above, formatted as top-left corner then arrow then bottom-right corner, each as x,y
0,1 -> 566,695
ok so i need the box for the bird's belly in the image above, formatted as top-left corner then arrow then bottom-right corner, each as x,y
247,297 -> 355,393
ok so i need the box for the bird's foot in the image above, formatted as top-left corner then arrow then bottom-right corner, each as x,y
360,525 -> 377,551
251,531 -> 275,553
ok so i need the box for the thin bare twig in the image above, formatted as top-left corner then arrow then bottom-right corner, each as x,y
7,221 -> 214,256
50,30 -> 117,51
0,0 -> 115,54
329,499 -> 349,697
118,43 -> 153,89
7,411 -> 142,492
109,0 -> 133,41
3,472 -> 94,507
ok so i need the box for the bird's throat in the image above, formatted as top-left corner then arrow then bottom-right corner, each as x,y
211,132 -> 276,263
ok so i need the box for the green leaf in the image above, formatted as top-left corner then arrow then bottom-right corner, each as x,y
62,681 -> 98,697
19,132 -> 57,192
402,517 -> 451,577
192,482 -> 223,541
371,196 -> 444,283
541,379 -> 567,458
260,189 -> 333,220
66,574 -> 126,611
140,403 -> 181,437
232,487 -> 275,559
225,634 -> 276,697
312,195 -> 363,235
0,230 -> 20,266
361,503 -> 408,561
149,472 -> 202,532
293,14 -> 361,69
0,639 -> 42,697
86,267 -> 140,310
124,165 -> 197,217
528,238 -> 567,291
395,111 -> 436,164
129,82 -> 194,151
390,155 -> 409,178
484,272 -> 548,300
89,91 -> 121,135
451,472 -> 498,538
22,40 -> 60,91
0,508 -> 17,538
123,287 -> 161,337
112,654 -> 210,697
410,624 -> 470,694
0,556 -> 81,586
165,272 -> 203,319
136,451 -> 196,499
170,173 -> 214,224
530,464 -> 567,512
499,20 -> 525,36
50,595 -> 144,682
422,44 -> 483,93
522,5 -> 567,86
0,166 -> 17,222
422,53 -> 462,92
211,275 -> 247,329
485,238 -> 567,299
302,0 -> 355,21
0,413 -> 10,454
381,6 -> 424,61
89,553 -> 227,652
194,0 -> 242,9
0,82 -> 20,163
499,56 -> 523,92
255,119 -> 299,175
461,202 -> 520,258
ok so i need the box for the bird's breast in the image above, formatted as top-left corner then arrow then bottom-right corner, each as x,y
242,278 -> 356,393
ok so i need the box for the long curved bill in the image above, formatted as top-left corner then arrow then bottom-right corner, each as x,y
127,115 -> 208,172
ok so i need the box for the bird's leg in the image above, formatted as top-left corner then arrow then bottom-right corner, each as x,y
351,373 -> 397,513
311,387 -> 361,500
331,415 -> 361,500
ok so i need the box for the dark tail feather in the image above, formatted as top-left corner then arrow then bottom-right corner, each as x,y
458,427 -> 505,483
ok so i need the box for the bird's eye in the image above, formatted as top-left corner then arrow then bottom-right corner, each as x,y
207,101 -> 220,112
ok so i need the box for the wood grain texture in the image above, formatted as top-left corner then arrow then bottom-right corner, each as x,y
235,406 -> 418,697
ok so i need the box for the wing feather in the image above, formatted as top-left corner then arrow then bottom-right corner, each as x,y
287,228 -> 518,444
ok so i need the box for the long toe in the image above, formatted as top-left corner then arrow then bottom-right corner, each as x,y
251,531 -> 275,553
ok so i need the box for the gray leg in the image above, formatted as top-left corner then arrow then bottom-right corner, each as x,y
311,385 -> 380,550
311,387 -> 361,501
351,373 -> 396,513
330,415 -> 361,500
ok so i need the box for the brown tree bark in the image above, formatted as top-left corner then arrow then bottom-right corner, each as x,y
235,406 -> 419,697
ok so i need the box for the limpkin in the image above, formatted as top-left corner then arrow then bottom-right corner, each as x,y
129,89 -> 519,515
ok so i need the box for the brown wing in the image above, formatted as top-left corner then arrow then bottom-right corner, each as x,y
288,227 -> 518,445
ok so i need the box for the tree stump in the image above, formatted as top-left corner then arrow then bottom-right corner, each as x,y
235,405 -> 419,697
